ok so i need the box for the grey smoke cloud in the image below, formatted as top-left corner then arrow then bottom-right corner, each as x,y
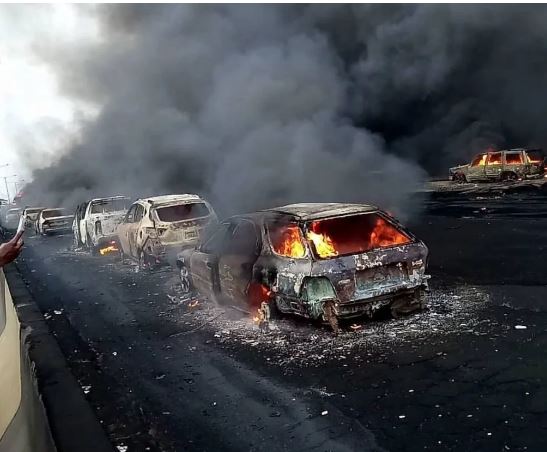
23,5 -> 547,216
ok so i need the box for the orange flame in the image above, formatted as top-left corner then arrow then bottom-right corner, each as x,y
272,225 -> 305,258
306,230 -> 338,258
370,218 -> 411,248
99,245 -> 118,255
188,299 -> 199,308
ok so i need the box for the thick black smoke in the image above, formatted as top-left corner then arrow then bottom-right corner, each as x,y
21,5 -> 547,216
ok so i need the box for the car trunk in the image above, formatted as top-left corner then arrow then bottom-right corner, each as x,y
152,202 -> 212,246
303,213 -> 428,303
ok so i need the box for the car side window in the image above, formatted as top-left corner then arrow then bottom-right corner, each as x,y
134,204 -> 144,222
471,154 -> 487,167
505,152 -> 523,165
487,152 -> 502,165
201,223 -> 232,255
125,205 -> 137,223
226,220 -> 260,256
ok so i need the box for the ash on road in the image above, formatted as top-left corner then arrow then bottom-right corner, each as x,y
13,188 -> 547,451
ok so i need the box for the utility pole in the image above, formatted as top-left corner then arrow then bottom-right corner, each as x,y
0,164 -> 9,203
1,174 -> 17,204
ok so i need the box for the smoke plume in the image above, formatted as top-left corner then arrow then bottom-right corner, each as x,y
21,5 -> 547,216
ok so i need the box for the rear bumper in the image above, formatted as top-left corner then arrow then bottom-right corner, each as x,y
336,283 -> 428,318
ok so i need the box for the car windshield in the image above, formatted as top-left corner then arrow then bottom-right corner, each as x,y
42,209 -> 66,218
155,202 -> 210,222
304,213 -> 412,259
26,208 -> 43,214
90,198 -> 129,214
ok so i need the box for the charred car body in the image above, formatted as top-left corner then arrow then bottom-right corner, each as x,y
36,208 -> 73,235
176,203 -> 430,331
73,196 -> 130,253
117,194 -> 217,268
449,148 -> 545,183
22,207 -> 45,229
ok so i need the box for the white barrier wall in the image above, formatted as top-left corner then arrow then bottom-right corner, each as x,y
0,269 -> 55,452
0,269 -> 22,438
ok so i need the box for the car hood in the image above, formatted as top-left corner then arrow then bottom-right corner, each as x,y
449,164 -> 468,173
44,215 -> 73,221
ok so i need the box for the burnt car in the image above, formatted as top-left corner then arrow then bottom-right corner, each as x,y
35,208 -> 73,235
117,194 -> 217,268
449,148 -> 545,183
176,203 -> 430,331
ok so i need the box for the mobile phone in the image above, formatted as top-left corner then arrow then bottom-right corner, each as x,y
17,215 -> 26,235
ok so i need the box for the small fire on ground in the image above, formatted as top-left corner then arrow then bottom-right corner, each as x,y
99,242 -> 119,256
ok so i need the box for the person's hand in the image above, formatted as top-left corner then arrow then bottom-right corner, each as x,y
0,231 -> 24,267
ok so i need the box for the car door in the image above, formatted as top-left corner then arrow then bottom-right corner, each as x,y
117,204 -> 137,256
504,151 -> 524,177
467,154 -> 487,181
218,219 -> 261,306
132,204 -> 146,254
189,222 -> 233,299
485,152 -> 503,179
80,202 -> 90,244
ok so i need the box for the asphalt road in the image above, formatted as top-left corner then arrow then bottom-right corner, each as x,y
12,187 -> 547,451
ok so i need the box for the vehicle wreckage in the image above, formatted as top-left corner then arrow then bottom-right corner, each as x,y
73,196 -> 130,254
176,203 -> 430,332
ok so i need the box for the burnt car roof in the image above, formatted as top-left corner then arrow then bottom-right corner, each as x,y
259,203 -> 379,221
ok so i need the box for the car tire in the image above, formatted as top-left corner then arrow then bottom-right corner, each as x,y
138,249 -> 149,271
179,264 -> 193,295
454,173 -> 467,183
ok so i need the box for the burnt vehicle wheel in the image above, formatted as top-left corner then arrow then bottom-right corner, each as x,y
138,249 -> 152,271
501,171 -> 518,182
322,300 -> 339,335
178,264 -> 193,295
454,173 -> 467,183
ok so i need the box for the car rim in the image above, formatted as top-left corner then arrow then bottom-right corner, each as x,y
180,266 -> 190,293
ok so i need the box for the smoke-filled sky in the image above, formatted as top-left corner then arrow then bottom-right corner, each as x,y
6,5 -> 547,216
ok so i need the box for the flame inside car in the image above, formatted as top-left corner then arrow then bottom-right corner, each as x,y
271,225 -> 306,258
306,226 -> 338,259
305,214 -> 411,259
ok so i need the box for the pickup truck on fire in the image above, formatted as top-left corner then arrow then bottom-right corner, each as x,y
73,196 -> 131,253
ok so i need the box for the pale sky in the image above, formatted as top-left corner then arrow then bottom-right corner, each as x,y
0,4 -> 98,200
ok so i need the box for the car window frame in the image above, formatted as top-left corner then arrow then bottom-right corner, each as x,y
504,151 -> 524,165
124,204 -> 138,223
200,222 -> 233,255
226,219 -> 261,257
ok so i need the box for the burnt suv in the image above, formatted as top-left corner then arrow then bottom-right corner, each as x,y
176,203 -> 430,331
449,148 -> 545,183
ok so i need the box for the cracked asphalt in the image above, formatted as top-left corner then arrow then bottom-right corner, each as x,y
11,186 -> 547,451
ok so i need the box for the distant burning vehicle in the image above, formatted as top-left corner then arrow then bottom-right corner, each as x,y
449,148 -> 545,183
35,208 -> 73,235
176,203 -> 430,332
117,194 -> 217,269
73,196 -> 130,254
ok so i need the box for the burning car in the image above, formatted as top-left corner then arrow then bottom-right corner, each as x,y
117,194 -> 217,268
449,148 -> 545,183
35,208 -> 73,235
73,196 -> 130,254
176,203 -> 430,332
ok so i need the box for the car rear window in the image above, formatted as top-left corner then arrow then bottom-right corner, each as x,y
305,213 -> 411,259
90,198 -> 129,214
42,209 -> 65,218
268,222 -> 307,258
155,202 -> 210,222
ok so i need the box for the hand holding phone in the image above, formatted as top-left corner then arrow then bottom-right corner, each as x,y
17,215 -> 26,235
